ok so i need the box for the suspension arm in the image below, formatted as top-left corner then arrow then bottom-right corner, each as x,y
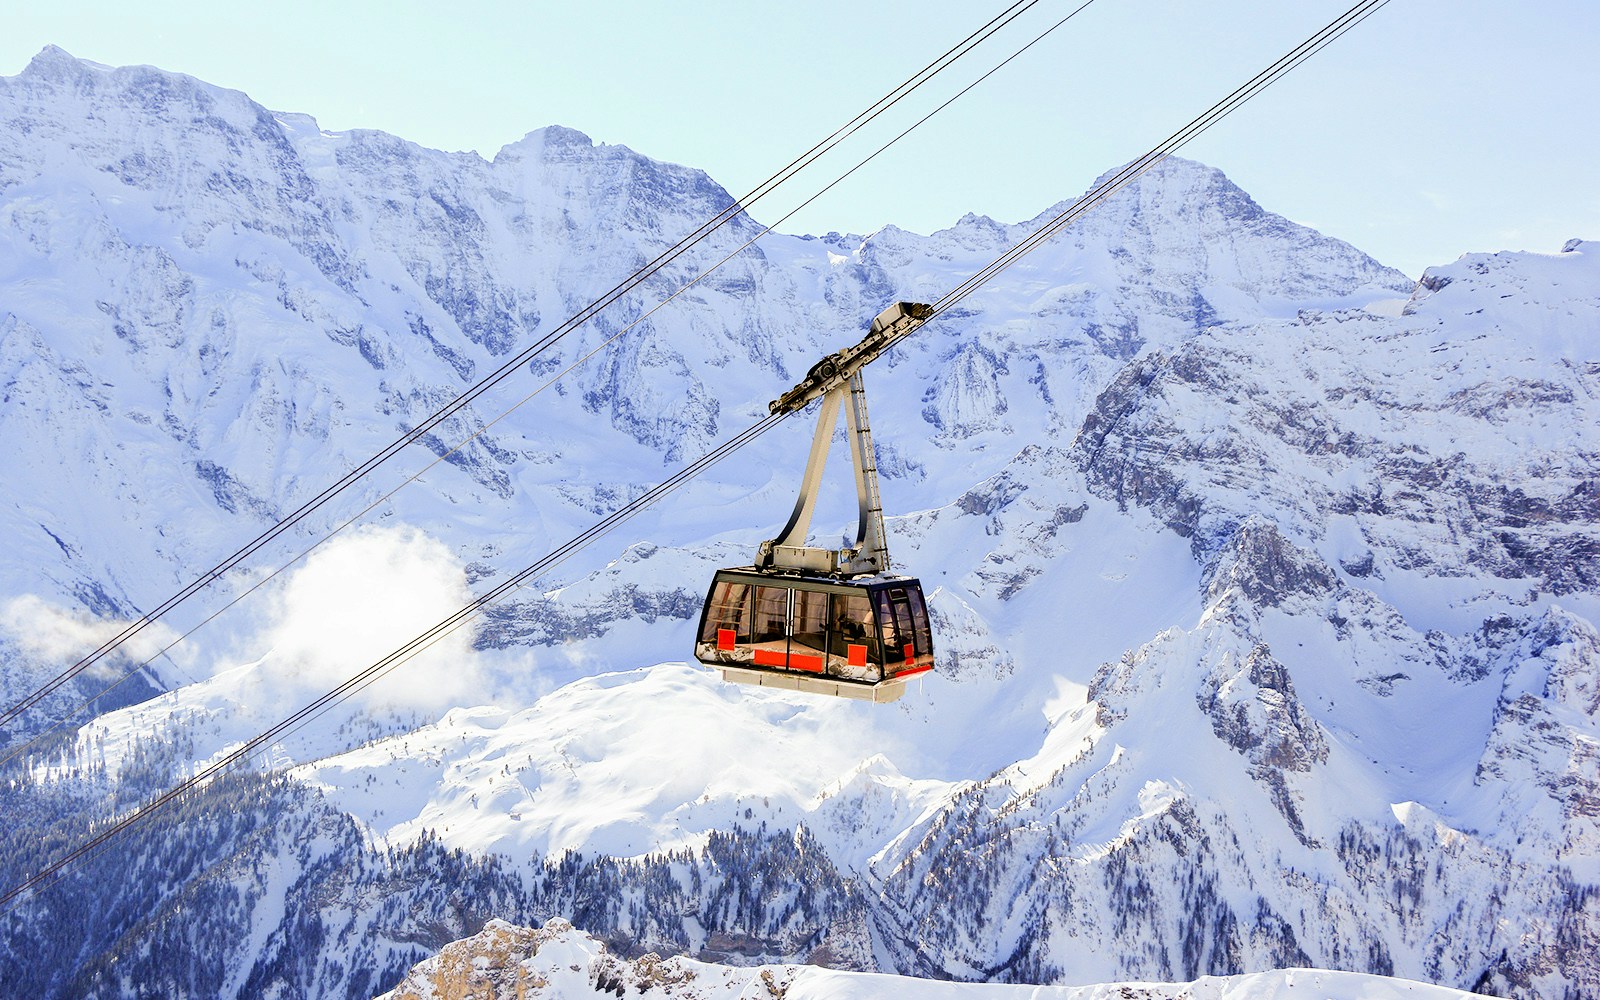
769,301 -> 933,416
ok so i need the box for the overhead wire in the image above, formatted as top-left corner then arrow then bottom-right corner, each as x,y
0,0 -> 1392,912
0,0 -> 1104,767
921,0 -> 1394,325
0,0 -> 1061,732
0,412 -> 789,913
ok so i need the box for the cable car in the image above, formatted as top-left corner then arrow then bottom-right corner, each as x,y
693,302 -> 937,703
694,569 -> 934,701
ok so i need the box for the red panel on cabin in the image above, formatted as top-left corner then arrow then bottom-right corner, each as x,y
753,648 -> 787,668
903,643 -> 915,663
847,644 -> 867,667
717,628 -> 736,651
894,664 -> 934,680
788,651 -> 824,673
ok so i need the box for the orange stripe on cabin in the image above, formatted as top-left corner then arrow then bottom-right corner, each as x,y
750,646 -> 823,673
788,652 -> 824,673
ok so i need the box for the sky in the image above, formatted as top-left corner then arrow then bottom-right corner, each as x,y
2,0 -> 1596,277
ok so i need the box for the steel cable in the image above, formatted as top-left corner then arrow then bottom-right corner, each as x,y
922,0 -> 1392,324
0,412 -> 787,912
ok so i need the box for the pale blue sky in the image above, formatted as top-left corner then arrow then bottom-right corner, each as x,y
3,0 -> 1596,277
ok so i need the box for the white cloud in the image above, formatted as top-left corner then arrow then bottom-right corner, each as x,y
250,523 -> 489,715
0,593 -> 190,679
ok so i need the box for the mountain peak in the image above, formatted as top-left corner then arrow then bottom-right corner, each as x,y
1015,155 -> 1263,236
498,123 -> 596,155
492,124 -> 603,164
9,44 -> 260,125
533,123 -> 595,147
1093,154 -> 1264,220
19,45 -> 108,81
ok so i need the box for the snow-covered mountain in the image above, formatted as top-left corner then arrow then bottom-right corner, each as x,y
0,47 -> 1594,1000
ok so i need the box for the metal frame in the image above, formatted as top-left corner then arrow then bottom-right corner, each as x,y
755,301 -> 932,578
755,372 -> 889,576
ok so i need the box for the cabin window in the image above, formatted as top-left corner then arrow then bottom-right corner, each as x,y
905,587 -> 932,657
699,581 -> 751,648
829,593 -> 875,654
791,587 -> 830,654
875,589 -> 906,663
829,592 -> 878,678
751,585 -> 789,647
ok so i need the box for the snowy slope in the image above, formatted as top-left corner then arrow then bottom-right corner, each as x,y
378,918 -> 1475,1000
0,47 -> 1593,1000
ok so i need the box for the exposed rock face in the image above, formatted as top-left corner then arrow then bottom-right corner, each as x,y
1474,609 -> 1600,855
1203,518 -> 1339,610
383,920 -> 558,1000
1072,253 -> 1600,593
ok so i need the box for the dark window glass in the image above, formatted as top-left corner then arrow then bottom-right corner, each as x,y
698,581 -> 751,645
829,592 -> 878,680
791,588 -> 830,653
875,589 -> 905,663
829,593 -> 875,654
905,586 -> 932,656
751,586 -> 790,647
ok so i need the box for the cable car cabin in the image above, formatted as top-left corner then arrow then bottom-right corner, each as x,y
694,568 -> 934,703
